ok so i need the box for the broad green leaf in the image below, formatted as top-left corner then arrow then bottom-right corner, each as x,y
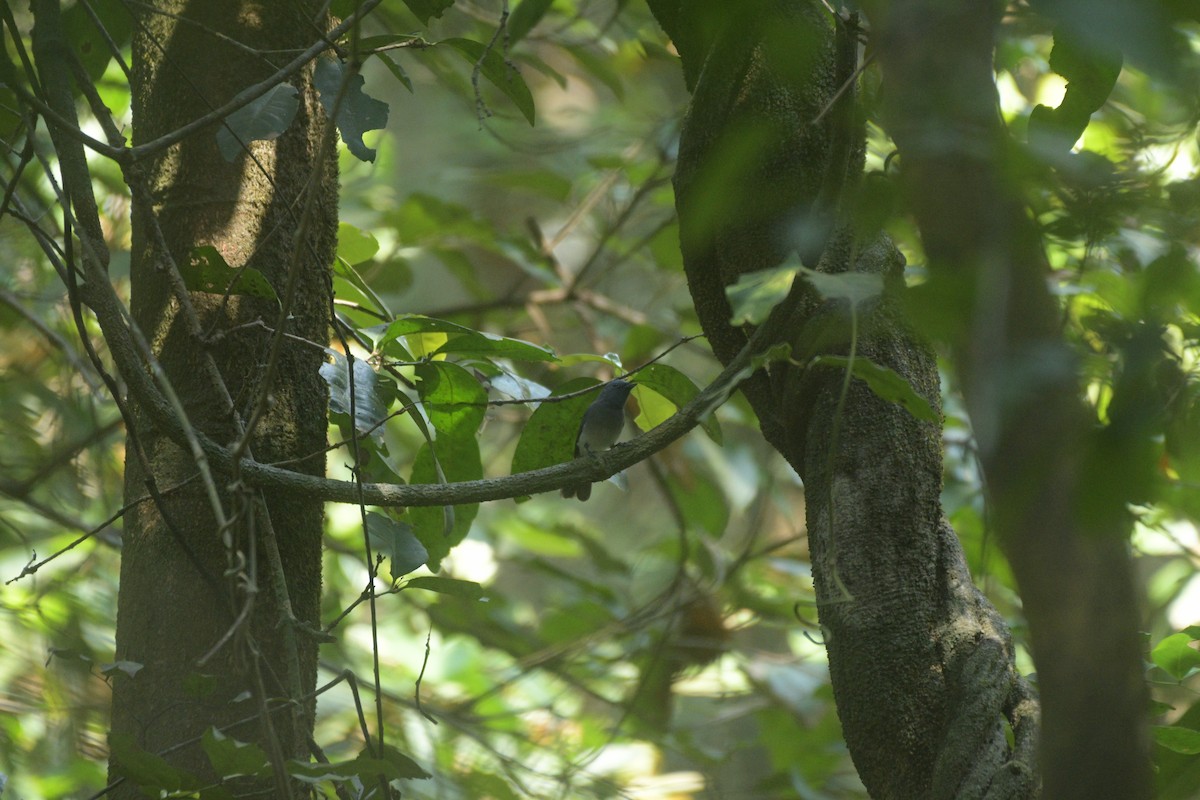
666,467 -> 730,538
314,58 -> 390,162
365,511 -> 428,578
800,266 -> 883,306
1155,725 -> 1200,755
320,352 -> 395,438
508,0 -> 555,44
183,246 -> 279,301
370,315 -> 556,363
409,362 -> 486,568
435,332 -> 556,362
400,0 -> 456,24
440,38 -> 536,125
812,355 -> 937,423
727,265 -> 797,325
510,377 -> 601,479
630,363 -> 722,444
1152,632 -> 1200,680
63,0 -> 132,83
337,221 -> 380,265
216,83 -> 299,161
1029,29 -> 1122,156
405,575 -> 486,599
202,728 -> 270,779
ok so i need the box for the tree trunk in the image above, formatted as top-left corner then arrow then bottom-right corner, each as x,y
646,1 -> 1039,796
862,1 -> 1152,797
108,1 -> 335,792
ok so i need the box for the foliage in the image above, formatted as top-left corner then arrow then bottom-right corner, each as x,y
1,0 -> 1200,798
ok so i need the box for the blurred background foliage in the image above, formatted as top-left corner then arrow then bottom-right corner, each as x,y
3,0 -> 1200,797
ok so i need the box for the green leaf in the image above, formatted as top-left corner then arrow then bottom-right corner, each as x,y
1156,725 -> 1200,755
110,732 -> 199,792
313,58 -> 390,162
1029,28 -> 1122,156
800,266 -> 883,306
337,221 -> 380,265
726,265 -> 797,325
377,52 -> 414,93
370,315 -> 556,363
216,83 -> 299,162
1152,632 -> 1200,680
183,246 -> 279,301
405,575 -> 485,599
401,0 -> 456,25
435,331 -> 556,362
365,511 -> 428,578
409,362 -> 486,568
100,660 -> 144,678
508,0 -> 555,44
440,38 -> 536,125
288,743 -> 431,782
202,728 -> 270,779
62,0 -> 133,83
812,355 -> 937,423
320,351 -> 395,438
629,363 -> 722,444
511,377 -> 601,478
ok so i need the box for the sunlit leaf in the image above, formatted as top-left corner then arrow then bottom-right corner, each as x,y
1152,632 -> 1200,680
183,246 -> 279,302
1155,725 -> 1200,755
727,265 -> 797,325
630,363 -> 722,444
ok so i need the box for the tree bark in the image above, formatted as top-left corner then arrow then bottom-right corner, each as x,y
646,1 -> 1039,796
108,1 -> 336,792
861,1 -> 1152,797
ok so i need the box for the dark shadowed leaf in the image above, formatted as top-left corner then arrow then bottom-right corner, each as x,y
314,58 -> 390,162
216,83 -> 299,161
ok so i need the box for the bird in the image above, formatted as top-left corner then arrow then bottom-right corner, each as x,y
562,379 -> 636,501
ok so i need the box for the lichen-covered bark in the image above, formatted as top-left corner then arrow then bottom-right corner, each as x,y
646,1 -> 1038,796
109,1 -> 335,792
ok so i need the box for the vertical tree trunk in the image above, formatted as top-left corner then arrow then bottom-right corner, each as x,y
646,1 -> 1039,796
863,1 -> 1152,797
109,1 -> 336,792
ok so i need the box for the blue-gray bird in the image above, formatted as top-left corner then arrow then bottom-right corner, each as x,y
562,379 -> 635,501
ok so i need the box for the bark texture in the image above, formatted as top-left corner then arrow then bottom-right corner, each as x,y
109,1 -> 336,792
862,1 -> 1152,797
646,1 -> 1039,797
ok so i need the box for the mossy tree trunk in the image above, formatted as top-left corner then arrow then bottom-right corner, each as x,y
108,1 -> 336,793
646,1 -> 1040,796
